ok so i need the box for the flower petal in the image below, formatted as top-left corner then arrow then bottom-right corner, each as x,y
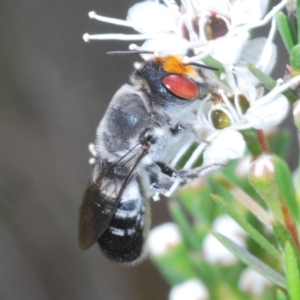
138,35 -> 190,59
127,1 -> 178,34
231,0 -> 270,26
246,95 -> 289,129
236,37 -> 277,85
169,279 -> 209,300
147,222 -> 182,257
208,33 -> 249,65
203,130 -> 246,164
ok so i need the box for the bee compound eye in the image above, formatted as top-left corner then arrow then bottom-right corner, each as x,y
162,75 -> 199,100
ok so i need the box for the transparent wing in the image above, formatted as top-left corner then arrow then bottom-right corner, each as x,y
78,144 -> 148,250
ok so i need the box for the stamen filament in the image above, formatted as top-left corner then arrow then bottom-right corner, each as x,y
218,89 -> 240,122
83,33 -> 161,42
183,131 -> 220,169
89,11 -> 137,27
170,138 -> 194,167
183,143 -> 207,169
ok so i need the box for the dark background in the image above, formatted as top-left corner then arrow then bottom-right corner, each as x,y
0,1 -> 170,299
0,1 -> 291,299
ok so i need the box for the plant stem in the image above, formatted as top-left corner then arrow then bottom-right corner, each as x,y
281,197 -> 300,250
256,130 -> 270,153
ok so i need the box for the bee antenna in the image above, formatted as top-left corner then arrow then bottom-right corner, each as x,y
107,50 -> 155,55
185,62 -> 219,71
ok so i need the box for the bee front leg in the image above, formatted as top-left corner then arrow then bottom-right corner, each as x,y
157,161 -> 226,180
171,162 -> 227,179
161,162 -> 227,197
146,164 -> 175,195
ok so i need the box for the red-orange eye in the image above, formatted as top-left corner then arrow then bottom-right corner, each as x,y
162,75 -> 199,100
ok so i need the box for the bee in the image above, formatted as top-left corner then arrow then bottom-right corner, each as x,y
78,53 -> 220,264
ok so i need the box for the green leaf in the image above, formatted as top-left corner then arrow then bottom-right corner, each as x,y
213,173 -> 274,230
276,289 -> 288,300
212,232 -> 287,289
242,129 -> 263,157
248,63 -> 277,89
273,156 -> 299,223
297,156 -> 300,200
151,242 -> 199,285
297,0 -> 300,43
273,222 -> 294,249
273,222 -> 297,250
178,184 -> 213,223
211,194 -> 281,260
248,64 -> 298,103
276,12 -> 297,52
285,241 -> 300,300
248,157 -> 284,224
290,45 -> 300,74
202,55 -> 225,78
268,129 -> 291,160
168,200 -> 201,251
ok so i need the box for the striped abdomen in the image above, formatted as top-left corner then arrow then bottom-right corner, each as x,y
98,178 -> 149,263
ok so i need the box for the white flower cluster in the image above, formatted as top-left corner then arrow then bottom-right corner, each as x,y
83,0 -> 297,186
84,0 -> 285,64
83,2 -> 296,297
148,217 -> 271,298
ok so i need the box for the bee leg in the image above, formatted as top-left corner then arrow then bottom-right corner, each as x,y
145,163 -> 175,194
156,161 -> 226,179
155,162 -> 174,177
149,177 -> 175,194
163,162 -> 228,197
172,162 -> 227,179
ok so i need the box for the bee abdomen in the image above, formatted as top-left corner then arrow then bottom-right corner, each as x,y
98,197 -> 147,263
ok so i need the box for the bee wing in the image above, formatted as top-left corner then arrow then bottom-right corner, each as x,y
78,144 -> 148,250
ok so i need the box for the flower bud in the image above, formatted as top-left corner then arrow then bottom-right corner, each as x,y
148,223 -> 182,257
249,154 -> 284,224
169,279 -> 209,300
202,215 -> 247,266
148,223 -> 198,283
239,268 -> 272,296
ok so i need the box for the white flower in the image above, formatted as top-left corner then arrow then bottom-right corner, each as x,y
199,74 -> 290,132
174,73 -> 297,172
165,73 -> 296,195
203,129 -> 246,164
239,267 -> 272,296
169,279 -> 209,300
83,0 -> 287,64
202,215 -> 247,265
147,222 -> 182,257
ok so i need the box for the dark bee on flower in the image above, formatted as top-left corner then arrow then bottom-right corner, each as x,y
78,52 -> 220,264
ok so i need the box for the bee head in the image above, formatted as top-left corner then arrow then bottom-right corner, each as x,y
136,55 -> 213,109
106,51 -> 216,110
